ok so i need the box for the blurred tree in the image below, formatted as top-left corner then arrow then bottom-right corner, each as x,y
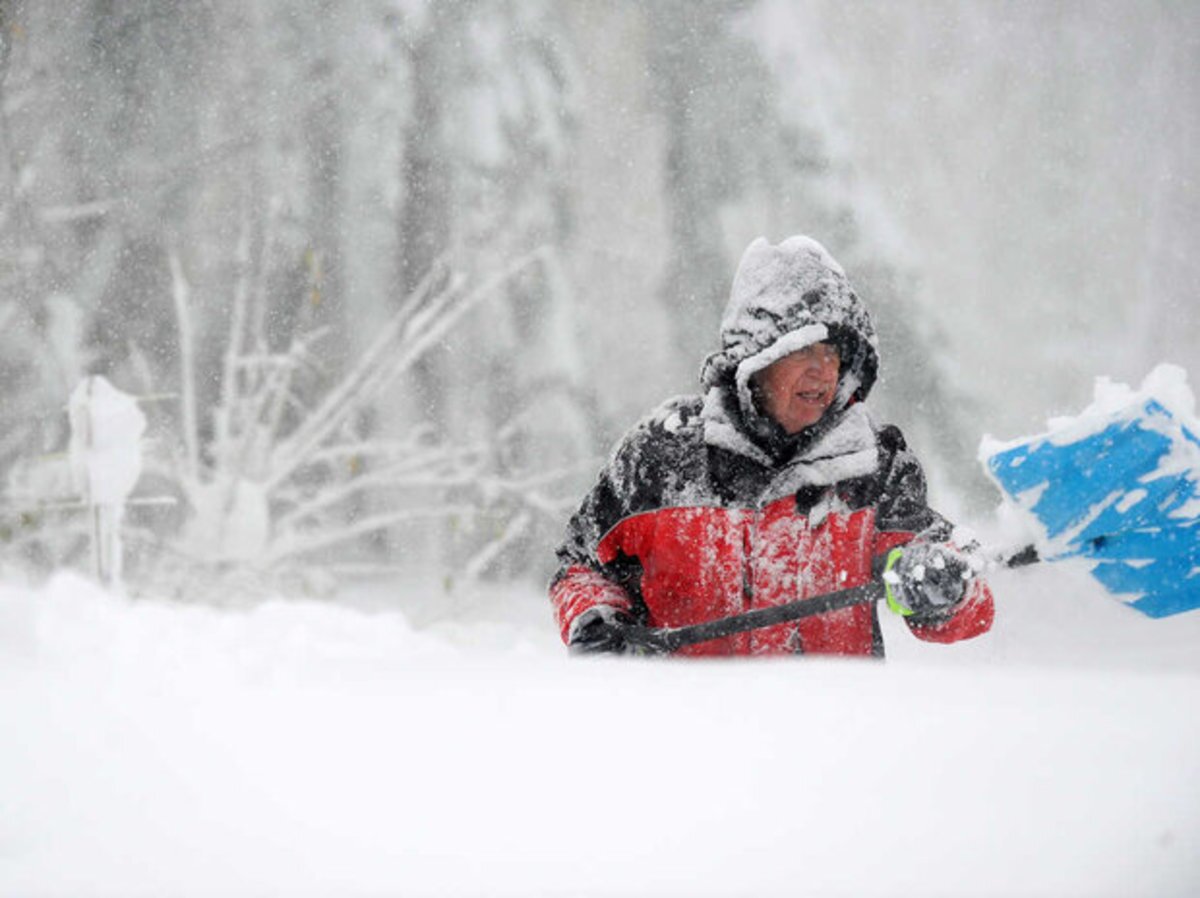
389,0 -> 595,577
645,0 -> 754,388
0,0 -> 1194,585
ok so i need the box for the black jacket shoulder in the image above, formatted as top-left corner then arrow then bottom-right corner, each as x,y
553,396 -> 707,574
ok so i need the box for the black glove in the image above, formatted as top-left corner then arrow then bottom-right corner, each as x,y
568,607 -> 635,655
883,542 -> 972,618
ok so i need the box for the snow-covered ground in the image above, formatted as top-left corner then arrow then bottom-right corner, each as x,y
1,564 -> 1198,897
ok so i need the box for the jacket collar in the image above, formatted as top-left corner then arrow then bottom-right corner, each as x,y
701,386 -> 880,492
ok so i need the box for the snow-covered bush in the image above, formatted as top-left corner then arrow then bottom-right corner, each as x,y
128,247 -> 584,601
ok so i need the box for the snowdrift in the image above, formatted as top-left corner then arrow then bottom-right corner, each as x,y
1,572 -> 1198,897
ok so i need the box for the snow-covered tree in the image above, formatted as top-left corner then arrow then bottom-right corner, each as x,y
387,0 -> 593,577
0,0 -> 1195,591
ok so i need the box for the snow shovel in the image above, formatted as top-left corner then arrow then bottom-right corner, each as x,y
614,366 -> 1200,655
982,365 -> 1200,619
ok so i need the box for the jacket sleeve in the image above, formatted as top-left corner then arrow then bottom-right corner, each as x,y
871,425 -> 994,644
548,430 -> 646,644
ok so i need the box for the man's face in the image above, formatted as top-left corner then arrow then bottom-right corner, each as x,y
753,342 -> 841,434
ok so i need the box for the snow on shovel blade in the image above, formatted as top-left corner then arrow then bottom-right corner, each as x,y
981,365 -> 1200,618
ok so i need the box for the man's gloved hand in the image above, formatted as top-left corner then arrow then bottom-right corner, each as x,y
568,606 -> 635,655
883,542 -> 973,618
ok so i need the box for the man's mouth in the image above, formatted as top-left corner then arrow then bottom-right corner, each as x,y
797,388 -> 829,403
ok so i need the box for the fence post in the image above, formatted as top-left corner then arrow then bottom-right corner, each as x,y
68,376 -> 147,590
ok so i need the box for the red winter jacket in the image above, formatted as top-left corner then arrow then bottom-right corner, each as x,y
550,400 -> 993,657
550,236 -> 993,657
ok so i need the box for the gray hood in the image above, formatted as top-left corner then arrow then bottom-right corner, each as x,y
699,235 -> 881,461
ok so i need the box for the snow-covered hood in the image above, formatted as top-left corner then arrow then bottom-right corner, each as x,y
700,236 -> 880,422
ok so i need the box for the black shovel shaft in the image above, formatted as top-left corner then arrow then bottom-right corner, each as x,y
621,581 -> 888,654
617,543 -> 1040,655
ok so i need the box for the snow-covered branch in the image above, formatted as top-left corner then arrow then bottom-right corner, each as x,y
262,504 -> 479,565
117,244 -> 581,599
167,247 -> 200,483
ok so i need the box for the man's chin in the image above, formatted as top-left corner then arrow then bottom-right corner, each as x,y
779,408 -> 829,433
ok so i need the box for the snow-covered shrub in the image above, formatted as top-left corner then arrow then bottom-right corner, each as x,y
0,307 -> 94,577
131,247 -> 583,601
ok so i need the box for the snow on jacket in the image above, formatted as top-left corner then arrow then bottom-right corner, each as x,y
550,236 -> 994,657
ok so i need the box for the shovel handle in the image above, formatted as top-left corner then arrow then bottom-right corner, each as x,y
618,544 -> 1041,655
621,581 -> 888,654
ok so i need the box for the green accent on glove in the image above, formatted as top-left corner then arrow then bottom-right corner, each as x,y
883,546 -> 914,617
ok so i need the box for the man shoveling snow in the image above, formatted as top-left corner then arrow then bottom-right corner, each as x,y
549,235 -> 994,656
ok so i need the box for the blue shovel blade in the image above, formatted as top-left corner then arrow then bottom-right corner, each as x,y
984,398 -> 1200,617
1082,522 -> 1200,618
